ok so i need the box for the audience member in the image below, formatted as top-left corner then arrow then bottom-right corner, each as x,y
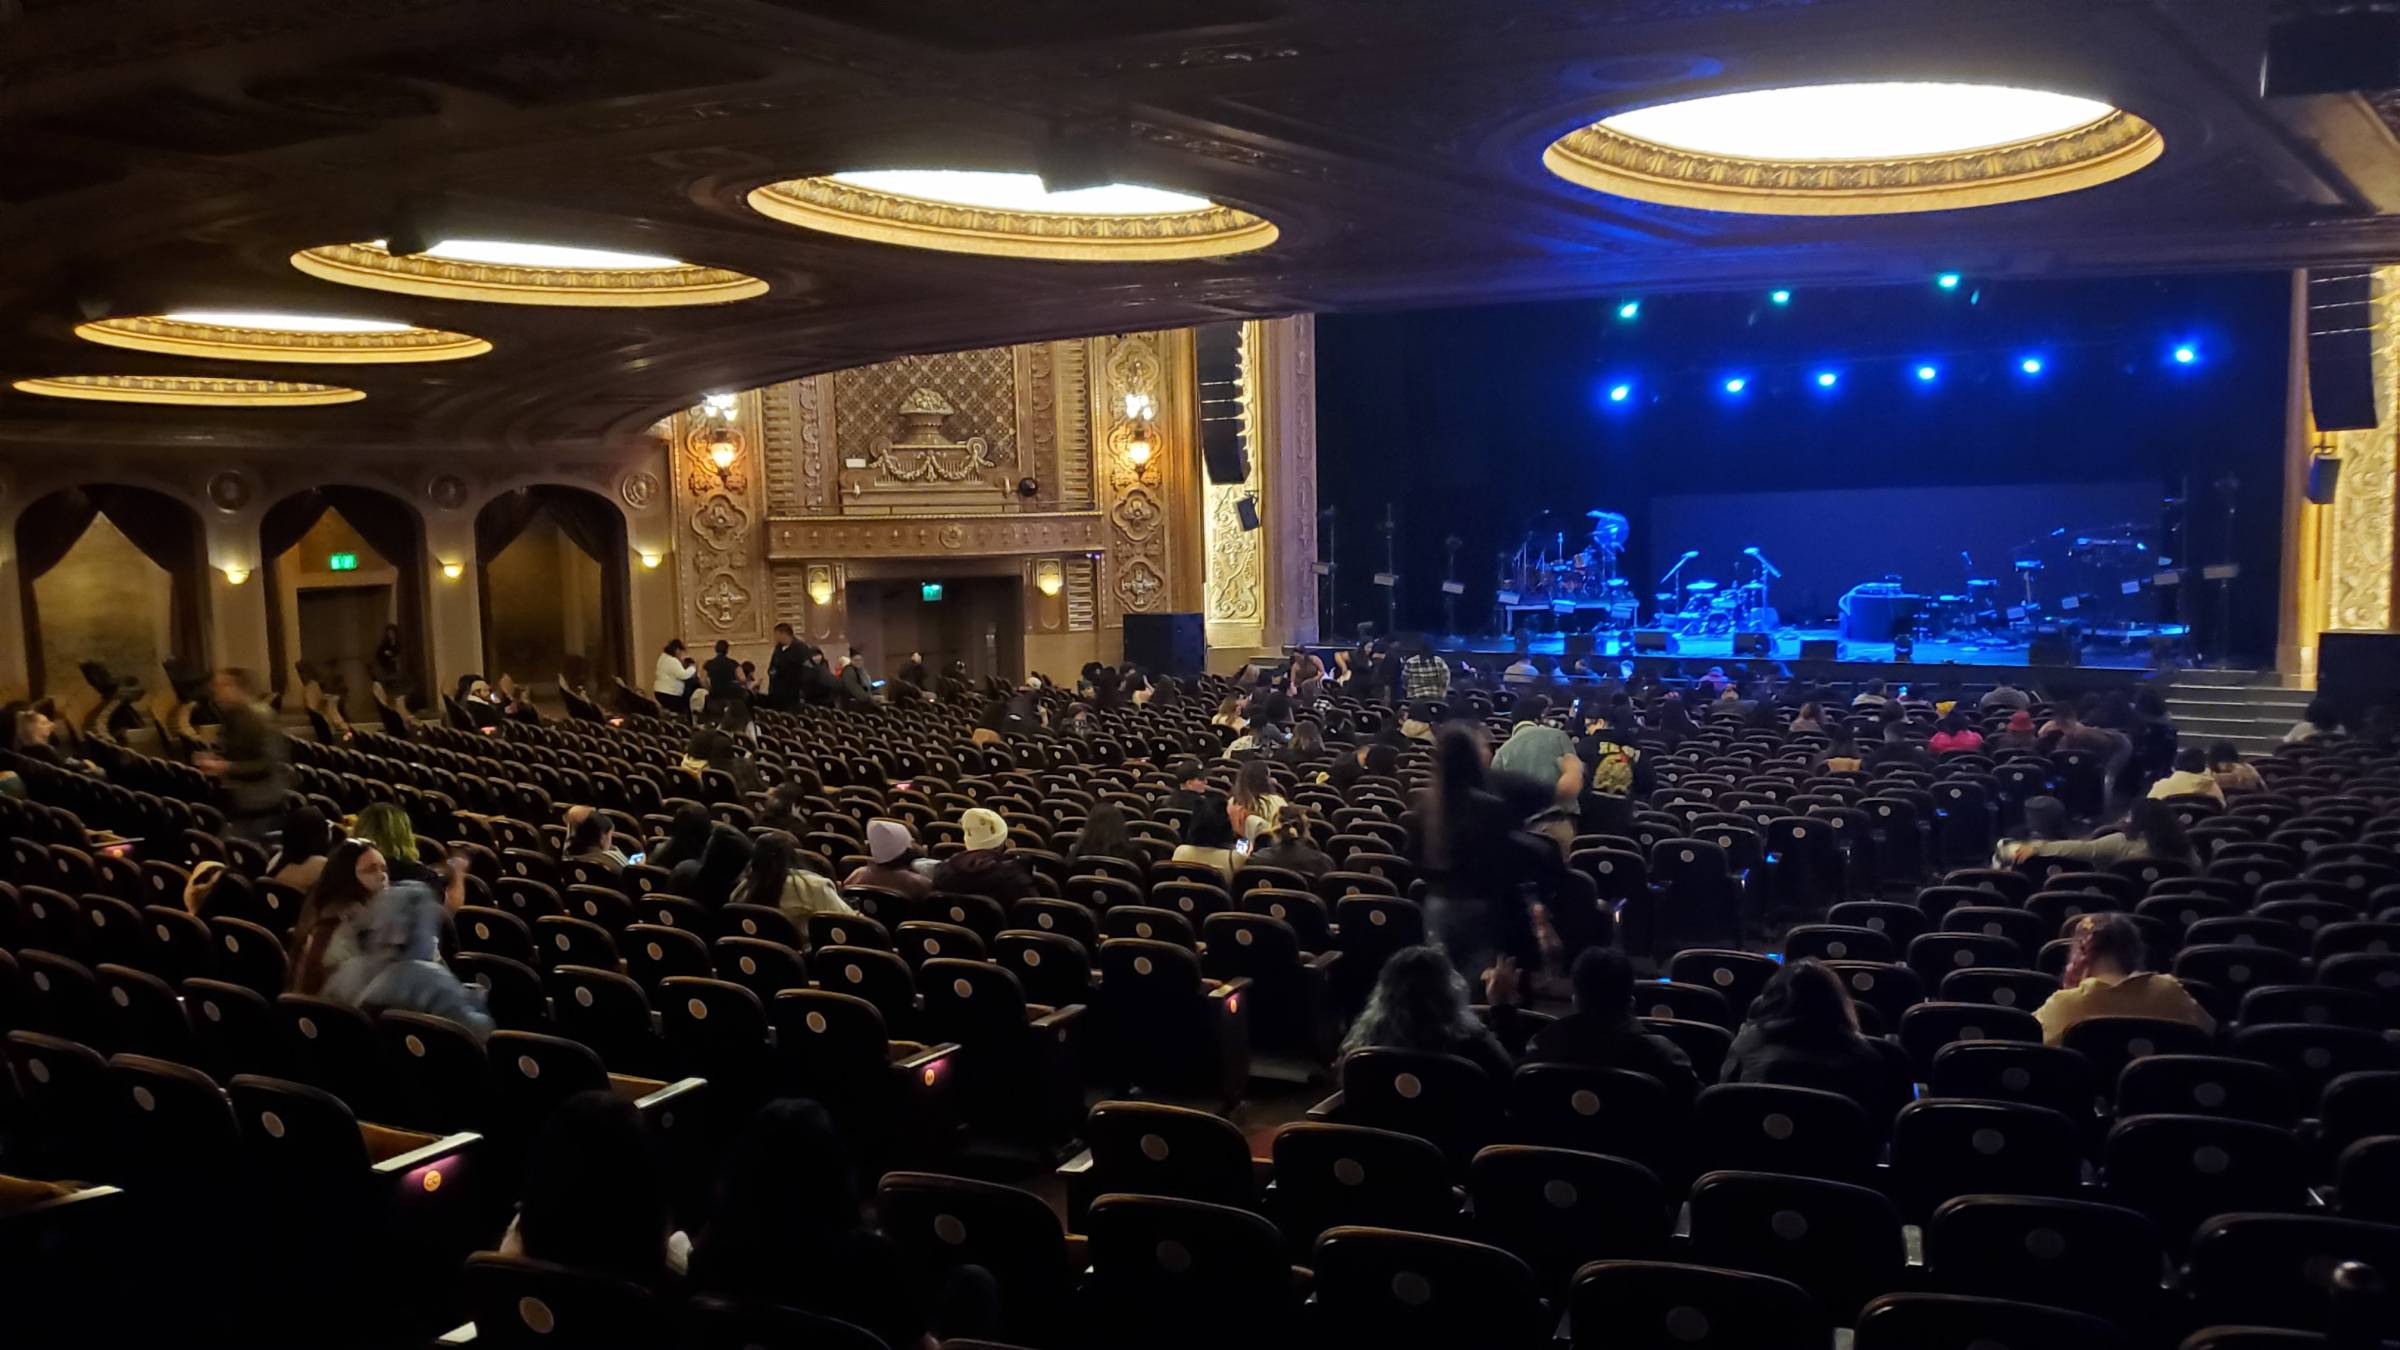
196,668 -> 288,840
1521,947 -> 1698,1107
2147,746 -> 2224,803
730,831 -> 853,923
353,802 -> 466,909
1788,702 -> 1825,735
564,805 -> 630,866
2010,798 -> 2196,870
2034,913 -> 2215,1045
1990,709 -> 2039,752
1071,802 -> 1150,871
930,808 -> 1036,903
1980,679 -> 2032,711
844,819 -> 934,901
2284,696 -> 2342,744
1850,680 -> 1892,709
1721,959 -> 1911,1123
1401,641 -> 1452,703
268,805 -> 333,892
2208,740 -> 2264,795
1927,710 -> 1983,755
689,1099 -> 938,1349
1419,723 -> 1560,983
689,825 -> 757,908
1171,794 -> 1241,881
1227,758 -> 1286,842
322,882 -> 494,1037
655,639 -> 697,715
653,803 -> 715,872
500,1090 -> 687,1289
1813,731 -> 1863,774
1994,795 -> 2070,868
1341,944 -> 1513,1085
1246,804 -> 1334,880
1326,740 -> 1397,792
290,838 -> 388,996
765,623 -> 812,711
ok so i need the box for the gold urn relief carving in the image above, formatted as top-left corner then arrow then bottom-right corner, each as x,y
875,387 -> 997,483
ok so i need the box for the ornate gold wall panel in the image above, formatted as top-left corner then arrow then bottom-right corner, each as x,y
833,346 -> 1021,509
1204,322 -> 1266,650
668,389 -> 772,643
766,512 -> 1106,559
2325,265 -> 2400,633
1093,329 -> 1200,623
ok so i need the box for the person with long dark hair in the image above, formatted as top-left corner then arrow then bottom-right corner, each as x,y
501,1090 -> 685,1288
688,825 -> 756,909
1227,758 -> 1285,842
290,838 -> 388,996
1721,959 -> 1911,1123
1418,723 -> 1560,987
1248,803 -> 1334,880
653,803 -> 715,872
689,1099 -> 931,1349
268,805 -> 334,893
730,831 -> 853,925
1070,801 -> 1148,870
1170,795 -> 1240,882
1340,945 -> 1512,1085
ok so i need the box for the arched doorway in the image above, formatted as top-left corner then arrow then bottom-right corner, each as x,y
14,484 -> 207,699
474,485 -> 630,688
260,486 -> 428,717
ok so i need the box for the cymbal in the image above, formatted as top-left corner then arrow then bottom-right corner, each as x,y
1685,579 -> 1720,591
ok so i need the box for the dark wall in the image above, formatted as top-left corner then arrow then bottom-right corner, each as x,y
1316,272 -> 2291,659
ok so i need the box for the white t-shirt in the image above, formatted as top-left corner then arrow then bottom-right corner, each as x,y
655,652 -> 691,696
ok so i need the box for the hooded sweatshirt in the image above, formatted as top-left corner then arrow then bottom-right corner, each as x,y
322,882 -> 494,1038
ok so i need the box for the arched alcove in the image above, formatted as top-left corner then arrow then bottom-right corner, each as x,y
14,485 -> 206,698
260,486 -> 428,715
474,485 -> 629,686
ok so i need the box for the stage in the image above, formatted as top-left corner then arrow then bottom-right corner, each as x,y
1445,623 -> 2174,671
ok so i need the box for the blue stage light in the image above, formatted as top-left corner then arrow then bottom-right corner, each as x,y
1916,364 -> 1939,382
2019,356 -> 2044,375
1769,290 -> 1792,305
1617,300 -> 1641,320
1815,370 -> 1839,388
2173,344 -> 2198,365
1937,272 -> 1963,290
1723,376 -> 1748,394
1608,383 -> 1632,402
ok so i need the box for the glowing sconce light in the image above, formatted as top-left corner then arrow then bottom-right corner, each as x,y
708,437 -> 738,471
805,565 -> 836,607
640,552 -> 663,570
700,391 -> 739,421
1122,391 -> 1157,466
220,565 -> 250,586
441,561 -> 464,580
1035,560 -> 1065,597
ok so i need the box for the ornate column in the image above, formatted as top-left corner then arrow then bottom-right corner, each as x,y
668,390 -> 775,659
1254,315 -> 1320,652
2286,265 -> 2400,677
1092,328 -> 1202,634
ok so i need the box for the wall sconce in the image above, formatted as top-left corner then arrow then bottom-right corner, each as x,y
640,552 -> 663,570
441,561 -> 464,580
220,565 -> 250,586
697,391 -> 742,480
708,436 -> 738,472
1122,391 -> 1156,467
1035,560 -> 1065,597
805,565 -> 836,607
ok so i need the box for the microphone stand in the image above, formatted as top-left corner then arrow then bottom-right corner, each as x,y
1746,549 -> 1782,629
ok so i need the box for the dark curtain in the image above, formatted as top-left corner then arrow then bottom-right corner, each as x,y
475,486 -> 629,686
17,485 -> 205,697
260,489 -> 429,701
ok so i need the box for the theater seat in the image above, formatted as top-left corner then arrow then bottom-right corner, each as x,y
1310,1225 -> 1546,1349
1568,1260 -> 1826,1350
1468,1144 -> 1668,1289
1201,911 -> 1339,1061
769,990 -> 957,1163
877,1172 -> 1072,1348
458,1253 -> 660,1349
1061,1100 -> 1259,1230
1269,1121 -> 1456,1254
1685,1169 -> 1905,1320
1080,1194 -> 1299,1350
1330,1046 -> 1499,1167
1097,939 -> 1249,1105
917,957 -> 1083,1148
1923,1194 -> 2164,1327
1852,1292 -> 2121,1350
2186,1213 -> 2400,1340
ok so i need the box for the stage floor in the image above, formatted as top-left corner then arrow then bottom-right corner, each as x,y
1446,624 -> 2165,671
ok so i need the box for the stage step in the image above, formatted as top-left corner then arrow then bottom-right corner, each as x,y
2163,674 -> 2313,756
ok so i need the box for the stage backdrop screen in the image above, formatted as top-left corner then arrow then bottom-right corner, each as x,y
1649,480 -> 2164,624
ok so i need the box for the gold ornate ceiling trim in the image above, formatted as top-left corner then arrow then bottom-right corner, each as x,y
74,314 -> 492,364
745,177 -> 1279,261
1543,109 -> 2163,216
288,242 -> 768,307
11,375 -> 367,407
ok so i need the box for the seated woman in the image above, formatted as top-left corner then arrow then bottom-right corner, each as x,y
689,1099 -> 939,1349
289,838 -> 388,996
268,805 -> 334,893
729,831 -> 853,926
499,1090 -> 687,1289
2208,740 -> 2265,796
1169,794 -> 1241,882
1927,710 -> 1984,756
564,806 -> 630,867
353,802 -> 467,910
1247,804 -> 1335,880
843,819 -> 935,901
1068,801 -> 1151,871
2146,746 -> 2224,804
2035,913 -> 2215,1045
2008,798 -> 2197,871
322,882 -> 494,1038
1340,944 -> 1513,1085
12,708 -> 100,776
1721,959 -> 1912,1125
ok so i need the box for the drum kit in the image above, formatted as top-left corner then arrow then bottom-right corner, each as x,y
1503,510 -> 1638,623
1654,545 -> 1780,636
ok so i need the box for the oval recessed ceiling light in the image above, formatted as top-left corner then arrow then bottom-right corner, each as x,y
746,169 -> 1277,261
11,374 -> 366,407
1546,81 -> 2161,215
74,309 -> 492,364
289,238 -> 767,307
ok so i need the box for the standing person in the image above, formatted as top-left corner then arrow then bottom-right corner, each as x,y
1402,641 -> 1452,705
2130,688 -> 2179,791
896,650 -> 928,692
371,624 -> 409,703
1285,650 -> 1326,702
702,640 -> 741,707
196,668 -> 289,841
1418,723 -> 1558,985
2034,913 -> 2215,1045
765,623 -> 811,712
655,640 -> 697,715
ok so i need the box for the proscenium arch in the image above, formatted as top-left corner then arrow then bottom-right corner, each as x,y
471,483 -> 631,687
258,485 -> 431,707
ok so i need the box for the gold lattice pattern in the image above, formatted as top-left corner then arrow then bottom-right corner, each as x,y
834,346 -> 1019,476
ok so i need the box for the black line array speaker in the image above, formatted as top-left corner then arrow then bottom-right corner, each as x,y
2308,269 -> 2378,432
1195,321 -> 1250,485
2319,630 -> 2400,713
1123,611 -> 1206,679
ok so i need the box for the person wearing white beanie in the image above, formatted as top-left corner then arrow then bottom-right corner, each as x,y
841,817 -> 932,900
929,806 -> 1037,903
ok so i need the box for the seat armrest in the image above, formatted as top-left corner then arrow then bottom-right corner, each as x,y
895,1040 -> 962,1072
1304,1090 -> 1345,1120
616,1073 -> 707,1112
435,1321 -> 477,1345
1305,950 -> 1342,972
370,1129 -> 483,1177
1030,1002 -> 1086,1031
1057,1148 -> 1095,1179
1208,976 -> 1253,1002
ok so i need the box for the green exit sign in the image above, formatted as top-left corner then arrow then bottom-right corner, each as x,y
327,552 -> 359,572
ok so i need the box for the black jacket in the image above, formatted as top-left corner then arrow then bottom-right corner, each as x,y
1720,1023 -> 1914,1126
1524,1012 -> 1699,1107
765,640 -> 812,707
